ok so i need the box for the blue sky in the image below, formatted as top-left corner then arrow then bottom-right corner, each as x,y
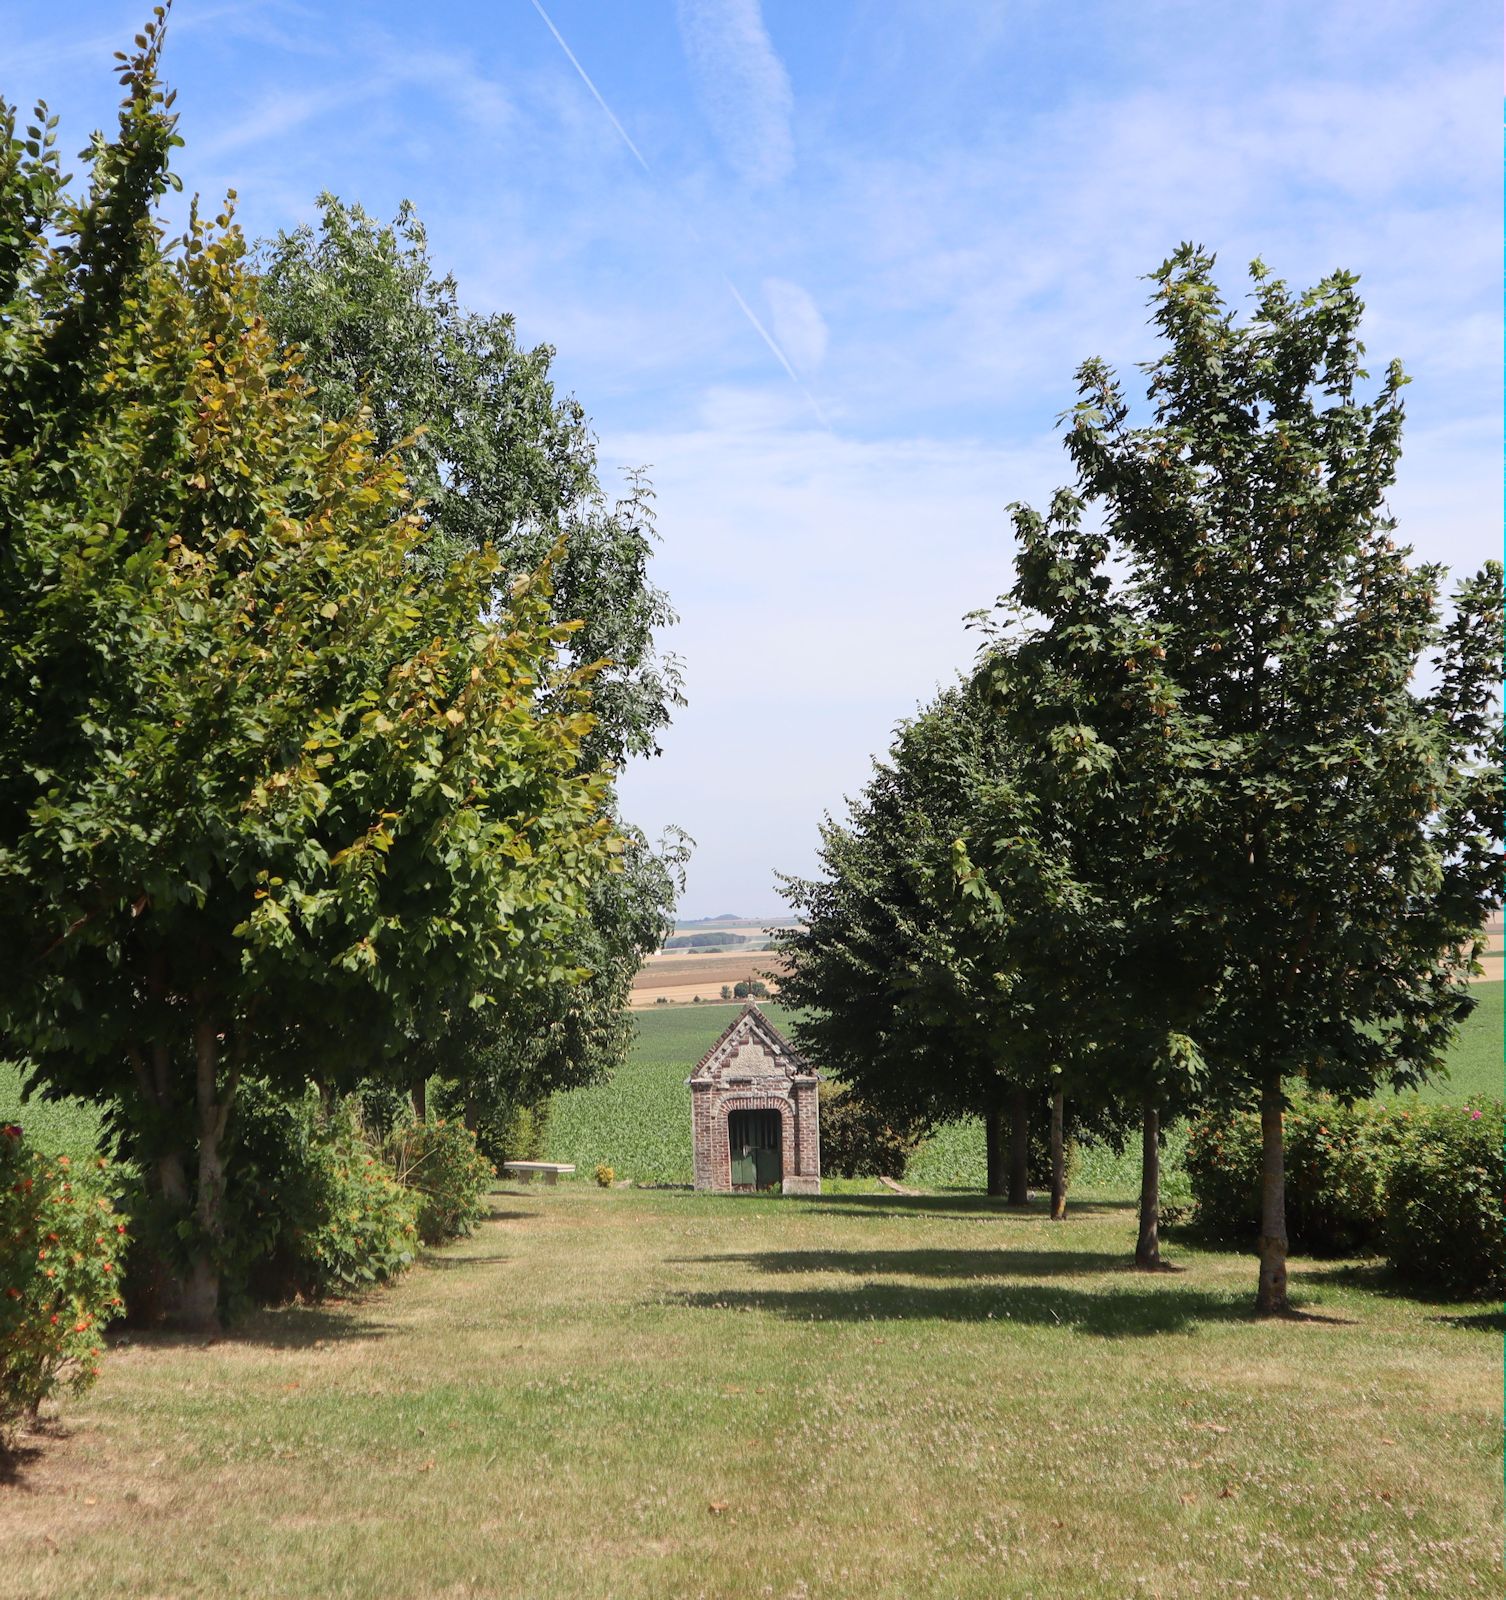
7,1 -> 1501,918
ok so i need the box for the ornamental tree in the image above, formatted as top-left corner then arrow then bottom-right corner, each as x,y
259,194 -> 688,1120
1024,246 -> 1502,1311
958,626 -> 1208,1251
780,683 -> 1110,1203
258,193 -> 684,771
0,28 -> 616,1328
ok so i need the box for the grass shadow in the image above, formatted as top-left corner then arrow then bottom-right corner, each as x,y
672,1248 -> 1129,1279
0,1434 -> 47,1487
215,1304 -> 398,1350
784,1194 -> 1131,1222
670,1280 -> 1254,1337
424,1254 -> 513,1271
1427,1310 -> 1505,1333
1298,1260 -> 1499,1316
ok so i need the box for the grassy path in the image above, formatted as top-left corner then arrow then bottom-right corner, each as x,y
1,1186 -> 1499,1598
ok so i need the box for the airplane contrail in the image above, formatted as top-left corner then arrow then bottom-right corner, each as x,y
526,0 -> 833,432
527,0 -> 650,174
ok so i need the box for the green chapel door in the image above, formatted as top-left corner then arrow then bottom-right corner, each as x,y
728,1110 -> 781,1190
730,1136 -> 756,1188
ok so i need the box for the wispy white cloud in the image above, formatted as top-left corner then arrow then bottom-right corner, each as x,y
523,0 -> 826,427
676,0 -> 795,187
763,278 -> 827,373
200,40 -> 515,161
199,84 -> 369,159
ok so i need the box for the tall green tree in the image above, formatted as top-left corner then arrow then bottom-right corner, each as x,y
259,195 -> 687,1125
259,194 -> 682,769
780,683 -> 1116,1203
965,508 -> 1213,1263
0,28 -> 616,1328
414,823 -> 689,1144
1023,246 -> 1502,1311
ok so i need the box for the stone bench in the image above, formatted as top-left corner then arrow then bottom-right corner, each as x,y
501,1161 -> 575,1186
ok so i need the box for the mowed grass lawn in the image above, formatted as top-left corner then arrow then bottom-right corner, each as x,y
2,1185 -> 1498,1599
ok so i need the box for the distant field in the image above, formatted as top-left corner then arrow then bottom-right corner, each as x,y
1398,978 -> 1500,1106
0,1064 -> 111,1161
630,947 -> 789,1008
2,985 -> 1491,1179
672,916 -> 798,935
551,984 -> 1503,1192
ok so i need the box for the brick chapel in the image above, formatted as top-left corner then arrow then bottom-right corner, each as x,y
686,1005 -> 821,1194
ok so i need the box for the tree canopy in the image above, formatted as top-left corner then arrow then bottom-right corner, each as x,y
997,246 -> 1503,1309
0,26 -> 617,1326
259,195 -> 683,770
259,193 -> 688,1132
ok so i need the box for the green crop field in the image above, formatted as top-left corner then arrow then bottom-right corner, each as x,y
0,1061 -> 110,1161
2,983 -> 1493,1182
549,985 -> 1502,1193
1404,979 -> 1501,1105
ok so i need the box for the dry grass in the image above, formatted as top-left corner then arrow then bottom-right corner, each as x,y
1,1188 -> 1499,1599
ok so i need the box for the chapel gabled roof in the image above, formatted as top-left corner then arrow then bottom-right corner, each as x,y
686,1003 -> 817,1083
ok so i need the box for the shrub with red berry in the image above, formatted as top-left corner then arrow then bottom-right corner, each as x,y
0,1125 -> 126,1429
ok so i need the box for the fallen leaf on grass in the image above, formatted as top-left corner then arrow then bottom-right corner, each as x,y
708,1502 -> 730,1515
720,1386 -> 743,1395
1218,1486 -> 1236,1500
418,1459 -> 436,1472
1179,1494 -> 1196,1505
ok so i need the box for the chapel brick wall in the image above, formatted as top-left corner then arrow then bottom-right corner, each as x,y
686,1009 -> 821,1195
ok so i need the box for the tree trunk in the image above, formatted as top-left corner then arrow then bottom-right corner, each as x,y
156,1150 -> 190,1211
1135,1098 -> 1161,1269
984,1103 -> 1005,1196
127,1042 -> 197,1325
1049,1089 -> 1067,1220
1256,1076 -> 1288,1314
1008,1086 -> 1030,1205
412,1073 -> 428,1122
179,1020 -> 233,1334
